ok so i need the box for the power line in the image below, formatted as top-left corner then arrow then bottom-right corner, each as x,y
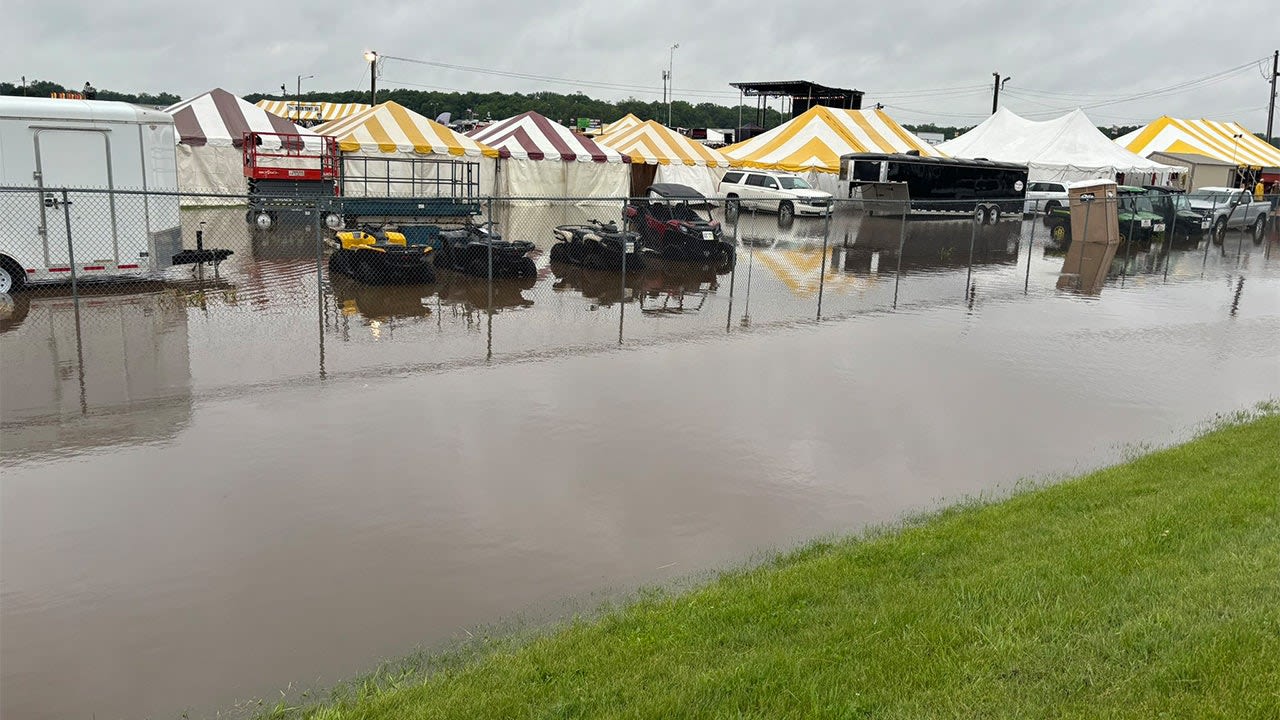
381,53 -> 741,100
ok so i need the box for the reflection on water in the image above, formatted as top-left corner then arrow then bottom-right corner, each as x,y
0,288 -> 192,461
2,203 -> 1278,720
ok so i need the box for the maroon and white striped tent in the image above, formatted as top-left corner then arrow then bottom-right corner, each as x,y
468,111 -> 631,201
164,88 -> 320,203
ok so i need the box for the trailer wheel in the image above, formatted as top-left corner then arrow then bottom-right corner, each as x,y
0,256 -> 25,294
254,212 -> 274,231
987,205 -> 1002,224
1050,224 -> 1067,243
973,205 -> 989,225
323,213 -> 343,231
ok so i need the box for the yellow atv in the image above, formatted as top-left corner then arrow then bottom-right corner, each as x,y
327,226 -> 435,285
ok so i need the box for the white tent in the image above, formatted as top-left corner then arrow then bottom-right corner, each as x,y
164,88 -> 320,205
467,111 -> 630,203
938,108 -> 1177,185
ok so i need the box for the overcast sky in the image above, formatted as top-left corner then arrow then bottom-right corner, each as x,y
6,0 -> 1278,130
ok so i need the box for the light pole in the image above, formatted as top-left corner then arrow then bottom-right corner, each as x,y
991,72 -> 1011,113
667,43 -> 679,127
295,74 -> 314,124
364,50 -> 379,106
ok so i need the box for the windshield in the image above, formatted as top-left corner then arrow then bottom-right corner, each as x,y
1188,190 -> 1233,204
778,177 -> 812,190
1171,194 -> 1193,211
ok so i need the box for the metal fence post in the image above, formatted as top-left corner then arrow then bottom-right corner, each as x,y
892,200 -> 907,309
61,189 -> 78,304
1202,196 -> 1218,273
965,206 -> 978,298
486,196 -> 494,362
816,202 -> 832,320
742,207 -> 756,326
726,199 -> 738,333
1024,210 -> 1037,294
314,202 -> 326,378
619,197 -> 627,345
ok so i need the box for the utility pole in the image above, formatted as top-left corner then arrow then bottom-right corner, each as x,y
1266,49 -> 1278,145
991,72 -> 1011,114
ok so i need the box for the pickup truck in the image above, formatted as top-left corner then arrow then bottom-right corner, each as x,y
1186,187 -> 1270,242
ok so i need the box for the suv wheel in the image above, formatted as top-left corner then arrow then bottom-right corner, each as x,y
1042,201 -> 1059,225
778,201 -> 794,224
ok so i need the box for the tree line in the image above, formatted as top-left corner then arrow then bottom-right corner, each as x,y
4,79 -> 1277,149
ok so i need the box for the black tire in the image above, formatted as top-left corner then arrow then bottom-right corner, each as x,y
1042,202 -> 1059,226
354,254 -> 379,284
1212,217 -> 1226,245
1050,223 -> 1068,243
973,205 -> 989,226
987,205 -> 1002,224
778,201 -> 794,224
549,243 -> 569,263
662,242 -> 684,261
517,258 -> 537,277
0,256 -> 26,294
1252,214 -> 1267,244
327,252 -> 345,274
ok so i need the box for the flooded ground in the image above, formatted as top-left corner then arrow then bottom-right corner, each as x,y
3,204 -> 1279,719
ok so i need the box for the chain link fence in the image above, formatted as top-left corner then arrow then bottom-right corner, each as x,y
1,185 -> 1275,406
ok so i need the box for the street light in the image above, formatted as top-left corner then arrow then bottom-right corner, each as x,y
364,50 -> 379,106
667,43 -> 679,127
296,74 -> 314,124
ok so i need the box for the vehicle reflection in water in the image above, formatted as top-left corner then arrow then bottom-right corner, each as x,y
546,258 -> 732,315
844,216 -> 1021,273
0,287 -> 193,462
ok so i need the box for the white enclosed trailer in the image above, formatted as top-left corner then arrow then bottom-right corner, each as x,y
0,97 -> 182,292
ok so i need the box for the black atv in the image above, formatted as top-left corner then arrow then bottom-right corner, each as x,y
625,183 -> 734,268
434,221 -> 538,278
549,219 -> 645,271
327,225 -> 435,285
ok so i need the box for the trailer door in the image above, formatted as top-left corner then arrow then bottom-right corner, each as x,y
35,129 -> 116,267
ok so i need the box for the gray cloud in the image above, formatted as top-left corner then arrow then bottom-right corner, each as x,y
5,0 -> 1278,130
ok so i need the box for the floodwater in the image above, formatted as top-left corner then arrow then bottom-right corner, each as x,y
2,205 -> 1279,720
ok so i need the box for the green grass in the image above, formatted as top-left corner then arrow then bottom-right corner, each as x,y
283,412 -> 1280,719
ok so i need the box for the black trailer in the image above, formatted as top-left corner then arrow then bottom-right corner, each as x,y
839,153 -> 1028,220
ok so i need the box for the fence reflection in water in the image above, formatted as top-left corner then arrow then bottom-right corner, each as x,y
1,187 -> 1275,399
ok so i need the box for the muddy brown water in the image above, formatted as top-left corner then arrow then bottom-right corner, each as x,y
3,206 -> 1279,719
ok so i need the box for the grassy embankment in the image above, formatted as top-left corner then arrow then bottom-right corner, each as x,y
283,411 -> 1279,719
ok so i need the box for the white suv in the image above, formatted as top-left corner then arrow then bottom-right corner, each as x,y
1023,181 -> 1069,218
719,170 -> 833,221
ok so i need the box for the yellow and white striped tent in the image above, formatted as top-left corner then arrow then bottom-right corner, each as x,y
596,119 -> 732,196
1117,117 -> 1280,169
255,99 -> 370,124
601,113 -> 643,136
721,105 -> 943,173
315,101 -> 497,157
314,101 -> 497,196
